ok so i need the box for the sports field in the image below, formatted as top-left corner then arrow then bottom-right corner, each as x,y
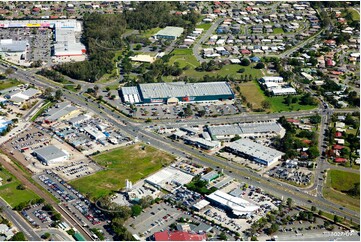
69,144 -> 175,200
323,169 -> 360,212
0,169 -> 40,207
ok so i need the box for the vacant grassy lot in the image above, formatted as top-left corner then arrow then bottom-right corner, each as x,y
323,169 -> 360,212
69,144 -> 174,200
196,23 -> 212,30
0,169 -> 40,207
344,8 -> 360,21
164,62 -> 263,82
169,48 -> 200,68
273,28 -> 284,34
0,79 -> 22,90
329,170 -> 359,193
140,27 -> 162,38
238,81 -> 267,109
266,95 -> 317,112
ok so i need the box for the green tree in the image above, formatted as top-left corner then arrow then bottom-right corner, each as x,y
286,198 -> 293,208
255,62 -> 265,69
267,223 -> 279,235
311,206 -> 317,212
261,100 -> 271,109
219,232 -> 227,240
310,115 -> 321,124
241,58 -> 251,66
42,232 -> 51,240
55,90 -> 62,100
10,232 -> 26,241
51,213 -> 61,221
308,146 -> 320,159
333,215 -> 342,223
16,184 -> 25,190
5,68 -> 14,76
131,205 -> 142,217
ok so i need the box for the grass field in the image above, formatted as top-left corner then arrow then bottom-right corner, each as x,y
140,27 -> 162,38
273,28 -> 284,34
238,80 -> 267,109
0,169 -> 40,207
169,48 -> 200,68
164,61 -> 263,82
267,95 -> 317,112
69,144 -> 175,200
0,79 -> 22,90
344,8 -> 360,21
30,101 -> 53,122
323,170 -> 360,212
196,23 -> 212,30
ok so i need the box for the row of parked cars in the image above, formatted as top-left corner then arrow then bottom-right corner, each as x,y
39,174 -> 75,202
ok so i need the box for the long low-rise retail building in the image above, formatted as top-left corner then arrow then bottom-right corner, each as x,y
225,138 -> 284,166
207,120 -> 285,141
120,81 -> 234,104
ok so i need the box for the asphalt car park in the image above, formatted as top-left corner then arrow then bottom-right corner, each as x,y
35,170 -> 113,240
0,27 -> 52,63
21,205 -> 52,229
129,102 -> 241,120
125,203 -> 182,239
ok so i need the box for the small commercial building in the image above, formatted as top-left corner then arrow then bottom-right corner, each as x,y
83,126 -> 106,140
225,139 -> 284,166
259,76 -> 284,83
200,171 -> 219,182
272,87 -> 297,96
44,101 -> 78,123
183,136 -> 221,150
0,39 -> 29,54
33,145 -> 69,165
154,26 -> 184,40
206,190 -> 259,217
192,199 -> 210,211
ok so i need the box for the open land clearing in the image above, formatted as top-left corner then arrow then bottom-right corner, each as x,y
69,144 -> 175,200
323,169 -> 360,212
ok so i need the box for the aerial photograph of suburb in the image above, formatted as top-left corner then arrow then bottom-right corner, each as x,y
0,1 -> 359,241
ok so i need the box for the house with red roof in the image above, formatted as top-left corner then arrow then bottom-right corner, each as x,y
154,231 -> 207,241
335,132 -> 342,138
326,59 -> 335,67
302,139 -> 312,145
241,49 -> 251,55
324,40 -> 336,46
335,157 -> 347,163
330,71 -> 343,75
333,144 -> 344,150
286,118 -> 300,124
213,9 -> 221,14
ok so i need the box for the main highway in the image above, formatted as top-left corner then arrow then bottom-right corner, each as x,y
1,64 -> 360,230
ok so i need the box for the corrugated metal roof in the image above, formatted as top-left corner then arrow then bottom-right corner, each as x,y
139,82 -> 233,99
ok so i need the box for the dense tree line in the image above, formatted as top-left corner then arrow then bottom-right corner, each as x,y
124,2 -> 199,34
55,13 -> 127,82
